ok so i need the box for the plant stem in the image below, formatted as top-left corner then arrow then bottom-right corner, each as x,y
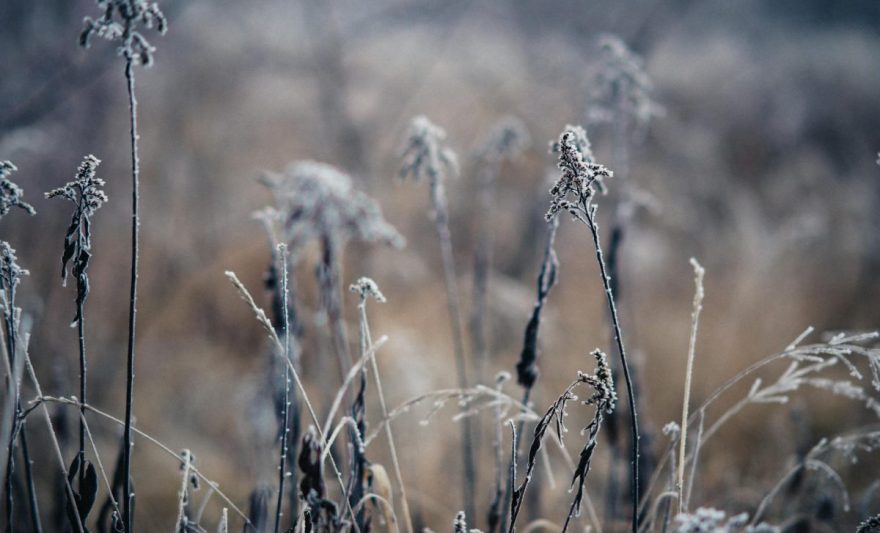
20,426 -> 41,533
77,297 -> 87,483
359,300 -> 414,533
583,203 -> 639,533
4,289 -> 40,533
433,199 -> 476,520
273,246 -> 292,533
122,56 -> 140,533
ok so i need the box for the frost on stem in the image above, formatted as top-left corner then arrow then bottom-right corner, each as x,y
46,155 -> 108,324
547,125 -> 613,220
587,34 -> 662,133
475,116 -> 530,165
79,0 -> 167,66
399,115 -> 459,185
0,161 -> 36,219
349,277 -> 386,304
259,161 -> 404,259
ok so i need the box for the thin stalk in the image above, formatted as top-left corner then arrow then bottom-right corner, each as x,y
122,56 -> 140,533
433,197 -> 476,519
676,259 -> 704,513
20,428 -> 40,533
274,246 -> 292,533
581,203 -> 639,532
359,299 -> 413,533
77,298 -> 87,485
4,289 -> 40,533
320,237 -> 351,381
21,338 -> 84,533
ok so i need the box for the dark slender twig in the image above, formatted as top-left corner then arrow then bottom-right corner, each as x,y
121,57 -> 139,533
79,5 -> 167,528
549,126 -> 639,532
582,202 -> 639,531
274,245 -> 292,533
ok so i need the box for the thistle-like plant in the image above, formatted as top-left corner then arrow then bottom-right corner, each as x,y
547,125 -> 643,532
399,115 -> 476,520
45,154 -> 107,532
79,2 -> 167,528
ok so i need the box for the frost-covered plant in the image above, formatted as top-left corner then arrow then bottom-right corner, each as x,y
587,34 -> 661,139
46,154 -> 108,324
79,0 -> 167,67
261,161 -> 403,259
509,350 -> 616,533
348,277 -> 414,533
260,161 -> 402,378
0,242 -> 37,531
0,162 -> 35,220
547,125 -> 643,531
399,115 -> 476,519
45,154 -> 108,530
79,1 -> 167,529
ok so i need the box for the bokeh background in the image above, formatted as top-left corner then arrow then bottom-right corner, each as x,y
2,0 -> 880,530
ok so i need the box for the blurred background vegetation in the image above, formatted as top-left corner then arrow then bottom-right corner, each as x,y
2,0 -> 880,529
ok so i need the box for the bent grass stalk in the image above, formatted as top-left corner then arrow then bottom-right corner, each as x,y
676,258 -> 704,513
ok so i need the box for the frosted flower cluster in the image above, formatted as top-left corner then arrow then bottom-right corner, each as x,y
0,242 -> 28,303
0,161 -> 35,219
80,0 -> 168,66
399,115 -> 459,184
45,155 -> 108,220
546,126 -> 613,220
579,349 -> 617,414
349,277 -> 386,303
261,161 -> 403,257
476,116 -> 530,163
587,34 -> 662,131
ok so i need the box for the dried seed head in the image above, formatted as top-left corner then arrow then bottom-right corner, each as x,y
547,126 -> 613,221
579,349 -> 617,414
46,155 -> 108,218
476,116 -> 530,163
399,115 -> 459,185
588,34 -> 662,131
662,421 -> 681,439
46,155 -> 108,323
80,0 -> 168,66
261,161 -> 404,258
0,161 -> 36,219
349,277 -> 385,303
